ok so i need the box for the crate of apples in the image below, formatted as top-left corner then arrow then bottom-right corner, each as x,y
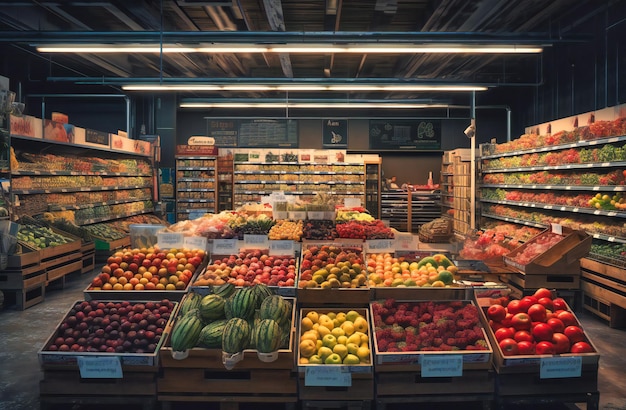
85,247 -> 206,301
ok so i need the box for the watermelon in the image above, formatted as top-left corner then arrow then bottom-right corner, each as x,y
260,295 -> 291,326
230,287 -> 257,320
170,312 -> 203,352
197,319 -> 228,348
199,294 -> 226,321
213,282 -> 236,298
253,319 -> 282,353
179,291 -> 202,317
252,283 -> 274,308
222,318 -> 251,354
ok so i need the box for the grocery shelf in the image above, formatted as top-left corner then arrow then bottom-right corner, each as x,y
12,170 -> 151,177
10,134 -> 152,157
176,167 -> 215,171
77,208 -> 155,225
12,184 -> 152,194
481,160 -> 626,173
481,183 -> 626,192
48,197 -> 153,211
175,155 -> 218,221
480,198 -> 626,218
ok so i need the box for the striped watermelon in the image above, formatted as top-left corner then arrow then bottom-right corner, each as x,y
197,319 -> 228,348
253,319 -> 282,353
252,283 -> 274,308
222,318 -> 251,354
170,312 -> 203,352
230,287 -> 257,320
213,282 -> 236,298
179,291 -> 203,317
259,295 -> 291,326
199,294 -> 226,321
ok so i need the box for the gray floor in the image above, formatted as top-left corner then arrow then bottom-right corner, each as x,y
1,270 -> 626,410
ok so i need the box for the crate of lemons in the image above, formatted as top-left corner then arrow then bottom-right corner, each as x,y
298,308 -> 372,370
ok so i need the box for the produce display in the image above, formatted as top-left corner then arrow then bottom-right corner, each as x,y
366,253 -> 458,288
483,188 -> 626,212
228,213 -> 275,239
17,223 -> 74,248
87,247 -> 205,291
507,232 -> 564,265
169,285 -> 292,357
483,145 -> 626,170
298,245 -> 366,289
82,223 -> 127,240
42,299 -> 175,353
336,207 -> 375,222
336,220 -> 394,240
371,299 -> 489,352
268,219 -> 303,240
483,170 -> 624,186
298,309 -> 371,365
486,288 -> 595,355
15,152 -> 151,175
191,249 -> 297,288
302,219 -> 338,240
164,211 -> 237,238
458,229 -> 519,260
589,242 -> 626,267
478,222 -> 541,243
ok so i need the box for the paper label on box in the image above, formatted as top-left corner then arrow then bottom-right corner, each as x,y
184,236 -> 207,251
270,191 -> 287,201
365,239 -> 394,253
212,239 -> 239,254
421,354 -> 463,377
269,240 -> 295,256
304,366 -> 352,386
244,234 -> 269,248
551,223 -> 563,235
540,356 -> 582,379
157,232 -> 185,249
344,197 -> 361,208
394,236 -> 417,251
77,356 -> 123,379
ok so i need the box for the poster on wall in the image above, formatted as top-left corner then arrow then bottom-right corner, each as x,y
238,119 -> 298,148
369,119 -> 441,150
322,119 -> 348,148
208,119 -> 238,147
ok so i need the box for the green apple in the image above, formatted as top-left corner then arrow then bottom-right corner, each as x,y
322,334 -> 337,349
317,346 -> 333,361
324,353 -> 342,364
308,355 -> 323,364
343,354 -> 360,364
345,310 -> 360,323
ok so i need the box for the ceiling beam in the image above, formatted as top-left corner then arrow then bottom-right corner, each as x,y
262,0 -> 293,78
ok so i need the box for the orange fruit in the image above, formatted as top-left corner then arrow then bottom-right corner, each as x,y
118,277 -> 128,285
139,277 -> 149,285
165,283 -> 176,290
145,282 -> 156,290
112,283 -> 123,290
134,283 -> 145,290
142,272 -> 153,280
123,283 -> 133,290
155,283 -> 166,290
108,277 -> 118,285
102,283 -> 113,290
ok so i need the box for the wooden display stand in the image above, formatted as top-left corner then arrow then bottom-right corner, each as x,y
1,244 -> 45,309
580,257 -> 626,328
80,241 -> 96,274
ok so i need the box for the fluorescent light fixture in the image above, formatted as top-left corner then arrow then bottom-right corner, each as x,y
180,101 -> 448,109
122,83 -> 488,92
38,43 -> 542,54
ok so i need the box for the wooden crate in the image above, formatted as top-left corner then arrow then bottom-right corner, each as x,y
94,236 -> 131,252
297,376 -> 374,401
43,251 -> 83,287
0,266 -> 46,290
7,243 -> 40,269
376,368 -> 494,397
1,281 -> 45,310
502,270 -> 580,290
296,288 -> 371,307
81,241 -> 96,274
580,257 -> 626,328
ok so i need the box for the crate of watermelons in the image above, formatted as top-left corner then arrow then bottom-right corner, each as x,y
482,287 -> 599,373
38,299 -> 178,369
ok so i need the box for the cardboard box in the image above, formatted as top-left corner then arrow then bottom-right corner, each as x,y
9,114 -> 42,139
504,227 -> 591,275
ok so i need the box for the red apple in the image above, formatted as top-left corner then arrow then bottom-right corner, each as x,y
532,322 -> 554,342
546,318 -> 565,333
563,325 -> 586,343
527,303 -> 547,322
552,333 -> 571,354
513,330 -> 534,343
570,341 -> 594,353
535,340 -> 556,355
499,338 -> 519,356
556,310 -> 577,327
487,304 -> 507,322
517,340 -> 535,355
552,297 -> 568,311
495,327 -> 516,342
533,288 -> 553,300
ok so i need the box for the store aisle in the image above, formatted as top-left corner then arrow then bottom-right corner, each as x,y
1,270 -> 625,410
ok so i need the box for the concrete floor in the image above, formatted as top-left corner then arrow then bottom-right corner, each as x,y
1,270 -> 626,410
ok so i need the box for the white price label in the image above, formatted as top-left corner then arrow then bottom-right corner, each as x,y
540,356 -> 582,379
269,240 -> 295,256
344,197 -> 362,208
184,236 -> 208,251
77,356 -> 123,379
394,236 -> 416,251
551,223 -> 563,235
212,239 -> 239,254
304,366 -> 352,387
365,239 -> 394,253
244,235 -> 269,248
421,354 -> 463,377
157,232 -> 185,249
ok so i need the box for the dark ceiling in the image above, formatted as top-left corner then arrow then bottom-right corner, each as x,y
0,0 -> 618,105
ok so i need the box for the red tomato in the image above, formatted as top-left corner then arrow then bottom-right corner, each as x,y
532,322 -> 554,342
487,304 -> 507,322
546,318 -> 565,333
519,296 -> 539,313
556,310 -> 577,327
495,327 -> 516,342
511,312 -> 532,330
533,288 -> 553,300
552,297 -> 568,311
552,332 -> 571,354
570,341 -> 594,354
513,330 -> 534,343
527,303 -> 547,322
535,340 -> 556,355
564,325 -> 586,343
517,340 -> 535,355
499,338 -> 519,356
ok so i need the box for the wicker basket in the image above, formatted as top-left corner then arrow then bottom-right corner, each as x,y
418,218 -> 453,243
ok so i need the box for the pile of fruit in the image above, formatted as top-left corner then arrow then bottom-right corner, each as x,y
302,220 -> 338,240
299,245 -> 366,289
228,214 -> 275,239
366,253 -> 457,288
298,309 -> 371,365
459,229 -> 518,260
507,232 -> 564,265
17,223 -> 74,249
371,299 -> 489,352
486,288 -> 594,355
87,247 -> 205,291
192,250 -> 297,288
169,284 -> 292,357
336,220 -> 394,240
268,220 -> 303,240
43,299 -> 175,353
83,223 -> 127,241
336,208 -> 374,222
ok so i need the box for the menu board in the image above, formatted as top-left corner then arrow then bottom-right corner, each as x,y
238,119 -> 298,148
208,119 -> 238,147
369,119 -> 441,150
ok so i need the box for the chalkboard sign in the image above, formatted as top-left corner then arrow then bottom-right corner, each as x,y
208,119 -> 238,147
238,119 -> 298,148
369,119 -> 441,150
323,119 -> 348,148
85,129 -> 110,146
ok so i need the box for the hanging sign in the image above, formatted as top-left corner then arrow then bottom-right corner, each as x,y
369,119 -> 441,150
323,119 -> 348,148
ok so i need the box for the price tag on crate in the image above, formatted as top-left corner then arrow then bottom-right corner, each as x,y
244,234 -> 269,249
344,197 -> 362,208
212,239 -> 238,254
394,236 -> 417,251
421,354 -> 463,377
365,239 -> 394,253
540,356 -> 582,379
304,366 -> 352,387
184,236 -> 208,251
77,356 -> 123,379
551,223 -> 563,235
269,240 -> 295,256
157,232 -> 185,249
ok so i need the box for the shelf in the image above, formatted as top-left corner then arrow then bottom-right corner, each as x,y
480,135 -> 626,159
234,190 -> 363,195
481,213 -> 548,229
177,178 -> 216,182
12,184 -> 152,194
48,197 -> 152,211
481,160 -> 626,173
10,134 -> 153,158
176,167 -> 215,171
176,199 -> 216,203
234,161 -> 361,166
177,188 -> 215,192
480,198 -> 626,218
12,170 -> 150,177
78,209 -> 155,225
480,183 -> 626,192
177,208 -> 215,213
233,180 -> 363,185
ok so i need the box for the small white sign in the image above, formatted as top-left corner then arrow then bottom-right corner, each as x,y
269,240 -> 295,256
421,354 -> 463,378
157,232 -> 185,249
77,356 -> 123,379
212,239 -> 239,254
184,236 -> 208,251
540,356 -> 582,379
365,239 -> 395,253
244,234 -> 269,248
304,366 -> 352,387
551,223 -> 563,235
344,197 -> 362,208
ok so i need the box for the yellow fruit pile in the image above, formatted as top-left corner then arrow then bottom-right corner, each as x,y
268,219 -> 303,240
366,253 -> 456,288
298,310 -> 371,365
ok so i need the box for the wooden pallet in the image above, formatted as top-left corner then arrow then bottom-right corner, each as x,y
580,257 -> 626,328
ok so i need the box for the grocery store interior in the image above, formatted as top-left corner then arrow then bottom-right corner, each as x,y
1,1 -> 626,410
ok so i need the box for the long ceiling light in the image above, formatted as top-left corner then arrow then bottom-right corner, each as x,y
37,43 -> 543,54
179,99 -> 449,109
123,83 -> 488,92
